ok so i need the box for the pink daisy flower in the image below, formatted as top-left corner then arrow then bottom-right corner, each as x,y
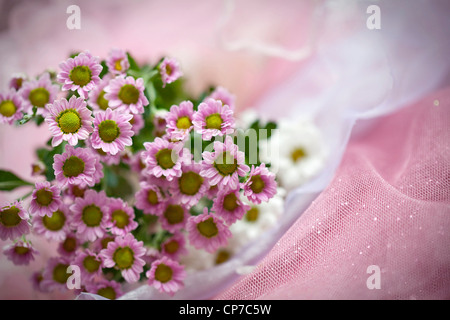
9,74 -> 27,91
3,240 -> 38,265
105,197 -> 138,236
161,232 -> 188,260
129,113 -> 144,136
200,135 -> 250,190
31,270 -> 49,293
152,109 -> 168,138
73,249 -> 103,282
142,138 -> 186,181
63,184 -> 88,201
146,256 -> 186,296
192,98 -> 235,140
70,189 -> 110,242
57,51 -> 103,99
91,235 -> 117,254
57,232 -> 80,257
206,86 -> 236,110
100,233 -> 146,283
88,74 -> 113,111
32,203 -> 71,242
31,161 -> 46,177
186,208 -> 232,253
159,57 -> 183,88
104,75 -> 149,114
0,89 -> 25,125
19,72 -> 59,116
53,145 -> 98,187
142,247 -> 162,266
106,48 -> 130,75
29,181 -> 62,217
242,163 -> 277,204
41,256 -> 72,292
134,181 -> 166,215
165,101 -> 194,141
45,96 -> 94,147
212,188 -> 251,225
206,184 -> 219,199
85,138 -> 121,166
85,279 -> 123,300
170,162 -> 209,208
90,108 -> 134,155
0,201 -> 30,241
158,200 -> 189,233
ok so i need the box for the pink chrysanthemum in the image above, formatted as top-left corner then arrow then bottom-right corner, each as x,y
45,96 -> 94,147
53,145 -> 98,187
142,138 -> 187,181
85,279 -> 123,300
106,48 -> 130,75
88,74 -> 112,111
142,247 -> 162,266
158,199 -> 189,233
170,162 -> 209,208
242,163 -> 277,204
0,201 -> 30,241
57,51 -> 103,99
41,256 -> 72,292
159,57 -> 183,88
104,75 -> 149,114
186,208 -> 232,253
134,181 -> 166,215
212,188 -> 250,225
32,203 -> 71,242
9,74 -> 27,91
85,138 -> 121,166
105,197 -> 138,236
90,108 -> 134,155
206,86 -> 236,110
165,101 -> 194,141
152,109 -> 168,138
73,249 -> 103,282
0,89 -> 25,125
192,98 -> 235,140
57,232 -> 80,257
19,72 -> 59,116
200,135 -> 250,190
161,232 -> 188,260
3,240 -> 38,265
146,256 -> 186,296
91,235 -> 117,254
100,233 -> 146,283
129,113 -> 144,136
31,270 -> 49,293
63,184 -> 88,201
29,181 -> 62,217
70,189 -> 110,242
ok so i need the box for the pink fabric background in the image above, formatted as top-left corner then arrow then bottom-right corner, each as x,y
0,0 -> 449,299
216,86 -> 450,300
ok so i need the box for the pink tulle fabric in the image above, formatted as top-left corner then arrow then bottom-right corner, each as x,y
216,87 -> 450,300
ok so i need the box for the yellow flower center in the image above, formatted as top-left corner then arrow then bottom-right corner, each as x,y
43,210 -> 66,231
155,264 -> 173,283
70,66 -> 92,87
35,188 -> 53,206
83,255 -> 101,273
114,59 -> 123,71
197,217 -> 218,238
101,236 -> 115,249
96,90 -> 109,110
14,246 -> 30,255
97,287 -> 117,300
215,249 -> 230,265
176,116 -> 192,130
82,205 -> 103,227
164,240 -> 179,254
0,206 -> 21,227
223,192 -> 238,211
0,100 -> 17,117
29,88 -> 50,108
163,205 -> 184,225
250,175 -> 265,194
118,84 -> 139,105
178,171 -> 203,196
53,263 -> 70,284
245,207 -> 259,222
62,156 -> 85,178
214,152 -> 237,176
57,109 -> 82,134
98,120 -> 120,143
113,247 -> 134,269
111,209 -> 129,229
147,189 -> 159,205
62,236 -> 77,253
205,113 -> 223,130
156,148 -> 176,169
291,148 -> 307,163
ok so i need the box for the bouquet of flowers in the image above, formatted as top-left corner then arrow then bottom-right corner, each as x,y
0,48 -> 326,299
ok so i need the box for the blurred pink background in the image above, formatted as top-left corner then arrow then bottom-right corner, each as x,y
0,0 -> 449,299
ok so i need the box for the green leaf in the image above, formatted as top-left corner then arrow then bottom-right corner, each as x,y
126,52 -> 140,72
0,170 -> 33,191
99,60 -> 109,79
